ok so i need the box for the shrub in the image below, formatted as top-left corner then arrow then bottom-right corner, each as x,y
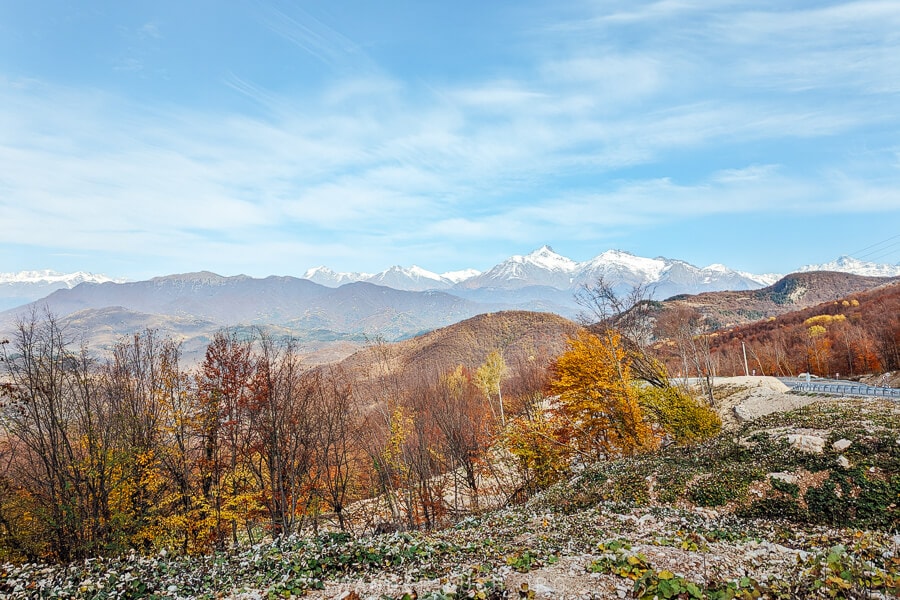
638,385 -> 722,445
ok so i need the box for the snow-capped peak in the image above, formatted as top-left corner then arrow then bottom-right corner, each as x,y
0,270 -> 122,286
580,250 -> 666,281
302,266 -> 333,278
702,263 -> 732,273
389,265 -> 443,281
521,245 -> 579,272
441,269 -> 481,284
799,256 -> 900,278
302,267 -> 369,287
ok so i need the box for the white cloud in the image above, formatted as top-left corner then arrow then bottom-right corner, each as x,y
2,1 -> 899,275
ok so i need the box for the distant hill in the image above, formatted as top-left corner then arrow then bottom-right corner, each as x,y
655,271 -> 900,330
336,310 -> 581,393
697,280 -> 900,377
0,273 -> 511,362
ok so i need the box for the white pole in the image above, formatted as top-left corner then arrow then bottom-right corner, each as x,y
742,342 -> 750,377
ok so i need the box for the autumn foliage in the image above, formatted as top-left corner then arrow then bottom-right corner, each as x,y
550,330 -> 658,460
504,328 -> 720,492
656,283 -> 900,378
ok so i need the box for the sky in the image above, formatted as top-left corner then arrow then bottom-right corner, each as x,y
2,0 -> 899,280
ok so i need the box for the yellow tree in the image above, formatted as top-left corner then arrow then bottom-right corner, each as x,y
475,350 -> 508,426
806,324 -> 831,376
550,329 -> 658,461
503,409 -> 570,493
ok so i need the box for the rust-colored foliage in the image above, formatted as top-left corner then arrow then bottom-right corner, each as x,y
655,283 -> 899,377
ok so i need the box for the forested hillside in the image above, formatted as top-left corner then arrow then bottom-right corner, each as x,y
654,281 -> 900,378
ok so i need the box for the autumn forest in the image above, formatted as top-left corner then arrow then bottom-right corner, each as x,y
0,281 -> 897,565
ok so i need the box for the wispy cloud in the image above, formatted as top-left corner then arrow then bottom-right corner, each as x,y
1,1 -> 899,275
256,1 -> 373,74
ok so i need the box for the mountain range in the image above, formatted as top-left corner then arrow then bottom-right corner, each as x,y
2,248 -> 898,363
301,246 -> 900,296
303,246 -> 786,295
0,270 -> 125,311
5,248 -> 899,311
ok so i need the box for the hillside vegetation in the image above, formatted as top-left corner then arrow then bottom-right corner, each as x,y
1,277 -> 899,598
658,272 -> 898,330
2,397 -> 897,598
337,311 -> 580,392
653,281 -> 900,379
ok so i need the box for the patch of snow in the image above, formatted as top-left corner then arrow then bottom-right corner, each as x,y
441,269 -> 480,283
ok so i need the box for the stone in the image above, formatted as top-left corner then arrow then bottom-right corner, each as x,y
832,438 -> 852,452
837,455 -> 850,469
787,434 -> 825,454
637,514 -> 656,527
768,472 -> 798,485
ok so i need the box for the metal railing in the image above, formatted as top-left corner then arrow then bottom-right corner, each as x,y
790,382 -> 900,399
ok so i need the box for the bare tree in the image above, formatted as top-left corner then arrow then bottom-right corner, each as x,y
309,367 -> 357,532
575,277 -> 668,387
0,310 -> 111,560
247,334 -> 314,537
655,306 -> 716,404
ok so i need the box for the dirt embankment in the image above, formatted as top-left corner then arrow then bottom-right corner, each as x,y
703,376 -> 818,430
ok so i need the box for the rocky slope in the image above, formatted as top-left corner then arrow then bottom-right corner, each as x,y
4,391 -> 897,599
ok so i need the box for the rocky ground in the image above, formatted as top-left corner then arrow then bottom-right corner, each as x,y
705,376 -> 817,429
3,387 -> 898,599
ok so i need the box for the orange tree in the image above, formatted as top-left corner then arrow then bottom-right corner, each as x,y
549,329 -> 659,462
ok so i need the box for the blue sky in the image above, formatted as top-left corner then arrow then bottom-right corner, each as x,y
2,0 -> 899,279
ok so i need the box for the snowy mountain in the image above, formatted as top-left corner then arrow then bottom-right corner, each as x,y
441,269 -> 482,284
453,246 -> 779,299
366,266 -> 452,292
0,270 -> 121,286
459,246 -> 579,290
0,270 -> 125,311
300,247 -> 897,304
301,246 -> 794,299
302,266 -> 371,287
798,256 -> 900,278
301,246 -> 780,299
303,265 -> 482,291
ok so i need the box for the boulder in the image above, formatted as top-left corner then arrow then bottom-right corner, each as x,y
768,472 -> 798,485
832,439 -> 852,452
787,434 -> 825,454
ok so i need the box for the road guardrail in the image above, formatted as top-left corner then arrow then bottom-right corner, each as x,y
790,382 -> 900,399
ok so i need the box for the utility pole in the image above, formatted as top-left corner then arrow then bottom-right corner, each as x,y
742,341 -> 750,377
